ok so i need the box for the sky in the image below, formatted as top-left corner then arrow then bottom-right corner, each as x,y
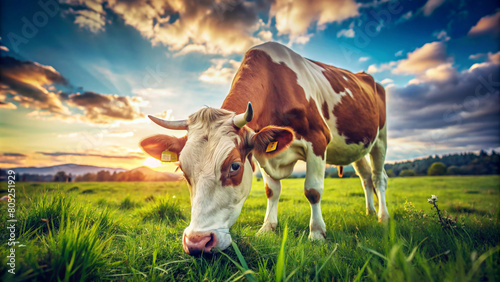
0,0 -> 499,170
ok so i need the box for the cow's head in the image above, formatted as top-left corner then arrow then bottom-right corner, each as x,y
140,103 -> 294,255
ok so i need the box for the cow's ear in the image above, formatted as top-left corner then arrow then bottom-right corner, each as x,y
140,135 -> 187,161
251,126 -> 294,157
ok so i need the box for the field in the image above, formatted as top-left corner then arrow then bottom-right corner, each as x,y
1,176 -> 499,281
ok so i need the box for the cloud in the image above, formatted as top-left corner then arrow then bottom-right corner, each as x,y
0,56 -> 70,115
394,42 -> 450,75
1,153 -> 27,157
0,101 -> 17,109
37,151 -> 145,159
387,57 -> 500,157
65,7 -> 106,33
358,56 -> 369,62
199,59 -> 241,84
62,0 -> 358,53
367,61 -> 396,73
0,46 -> 9,52
469,53 -> 485,60
380,78 -> 393,85
468,10 -> 500,37
0,55 -> 147,124
68,91 -> 145,124
0,152 -> 27,166
421,0 -> 445,16
368,41 -> 457,85
337,29 -> 355,38
271,0 -> 358,42
62,0 -> 273,55
61,0 -> 106,32
433,30 -> 450,41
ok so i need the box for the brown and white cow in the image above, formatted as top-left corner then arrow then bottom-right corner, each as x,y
140,42 -> 388,255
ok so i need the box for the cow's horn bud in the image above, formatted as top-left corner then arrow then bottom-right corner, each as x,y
233,102 -> 253,128
148,115 -> 188,130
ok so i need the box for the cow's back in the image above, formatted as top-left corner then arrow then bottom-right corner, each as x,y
222,42 -> 386,165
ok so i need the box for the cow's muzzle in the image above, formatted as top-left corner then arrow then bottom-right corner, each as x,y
182,232 -> 217,255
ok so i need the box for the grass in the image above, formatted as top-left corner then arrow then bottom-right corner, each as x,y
0,176 -> 499,281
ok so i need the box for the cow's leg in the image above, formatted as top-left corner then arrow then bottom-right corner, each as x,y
258,169 -> 282,233
304,150 -> 327,241
352,156 -> 377,216
369,127 -> 389,222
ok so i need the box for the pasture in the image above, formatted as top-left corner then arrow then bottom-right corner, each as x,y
1,176 -> 499,281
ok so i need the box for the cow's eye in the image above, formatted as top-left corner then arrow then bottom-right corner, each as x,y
229,162 -> 242,177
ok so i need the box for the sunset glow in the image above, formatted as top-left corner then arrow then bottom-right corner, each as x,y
144,157 -> 162,169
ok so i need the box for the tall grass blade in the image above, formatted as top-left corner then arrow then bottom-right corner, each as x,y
466,245 -> 500,280
353,255 -> 372,282
275,225 -> 288,282
220,242 -> 258,282
313,243 -> 339,281
358,244 -> 388,261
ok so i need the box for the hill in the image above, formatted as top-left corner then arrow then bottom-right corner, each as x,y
7,163 -> 126,176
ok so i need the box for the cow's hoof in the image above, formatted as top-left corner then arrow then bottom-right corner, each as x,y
308,230 -> 326,241
257,223 -> 277,234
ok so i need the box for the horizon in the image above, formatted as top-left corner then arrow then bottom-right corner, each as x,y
1,0 -> 499,170
2,149 -> 496,175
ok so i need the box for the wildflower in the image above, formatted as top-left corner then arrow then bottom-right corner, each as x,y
428,195 -> 438,204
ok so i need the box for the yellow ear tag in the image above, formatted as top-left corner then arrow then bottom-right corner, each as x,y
161,150 -> 177,163
266,141 -> 278,153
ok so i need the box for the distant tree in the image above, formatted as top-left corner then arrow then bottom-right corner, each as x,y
428,162 -> 447,176
53,171 -> 68,182
96,170 -> 111,181
447,166 -> 461,175
399,169 -> 416,177
81,172 -> 97,182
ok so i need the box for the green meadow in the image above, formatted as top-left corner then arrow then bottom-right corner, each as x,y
0,176 -> 499,281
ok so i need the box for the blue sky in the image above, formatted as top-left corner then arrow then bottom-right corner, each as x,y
1,0 -> 499,169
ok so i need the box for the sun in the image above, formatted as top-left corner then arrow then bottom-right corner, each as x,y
144,157 -> 162,168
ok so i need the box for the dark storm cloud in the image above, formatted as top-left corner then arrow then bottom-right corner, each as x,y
388,61 -> 500,150
0,55 -> 144,124
0,56 -> 70,114
68,91 -> 144,123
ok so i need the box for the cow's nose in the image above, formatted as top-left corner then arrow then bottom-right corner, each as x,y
183,232 -> 217,255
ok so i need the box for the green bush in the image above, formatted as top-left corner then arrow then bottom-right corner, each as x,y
428,162 -> 447,176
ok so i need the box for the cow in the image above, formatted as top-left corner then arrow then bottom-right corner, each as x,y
140,42 -> 388,256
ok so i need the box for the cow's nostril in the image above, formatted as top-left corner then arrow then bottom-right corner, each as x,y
205,233 -> 216,251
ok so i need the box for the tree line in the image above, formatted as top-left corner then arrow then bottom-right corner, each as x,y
384,150 -> 499,177
73,170 -> 146,182
1,151 -> 499,182
0,169 -> 146,182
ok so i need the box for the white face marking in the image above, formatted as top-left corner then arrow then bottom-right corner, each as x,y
180,109 -> 254,252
